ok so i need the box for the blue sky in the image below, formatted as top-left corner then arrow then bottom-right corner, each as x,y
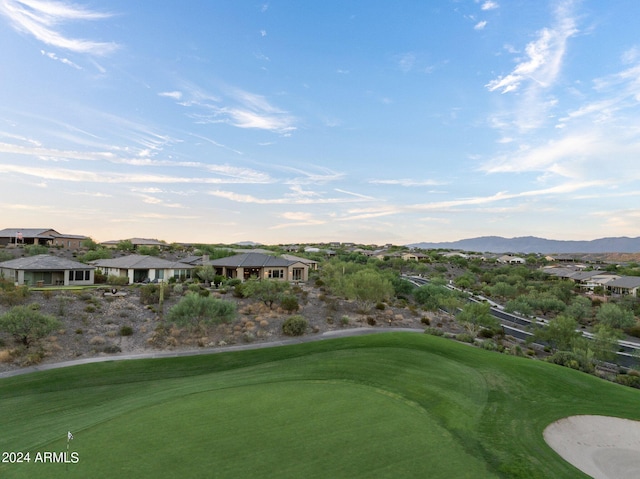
1,0 -> 639,245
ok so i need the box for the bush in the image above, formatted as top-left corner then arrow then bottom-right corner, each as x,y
119,325 -> 134,336
424,327 -> 444,337
140,284 -> 170,305
614,374 -> 640,389
107,275 -> 129,286
420,316 -> 430,325
103,344 -> 122,354
375,302 -> 386,310
280,294 -> 299,313
456,333 -> 475,344
282,315 -> 308,336
167,293 -> 236,329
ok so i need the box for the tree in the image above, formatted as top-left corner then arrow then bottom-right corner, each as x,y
196,266 -> 217,286
167,293 -> 236,329
565,296 -> 592,323
596,303 -> 635,330
116,240 -> 134,252
456,302 -> 499,336
343,269 -> 394,313
504,297 -> 534,318
591,324 -> 622,362
242,279 -> 289,309
0,306 -> 61,347
532,315 -> 580,352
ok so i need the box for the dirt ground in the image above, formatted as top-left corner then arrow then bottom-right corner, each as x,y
0,283 -> 463,373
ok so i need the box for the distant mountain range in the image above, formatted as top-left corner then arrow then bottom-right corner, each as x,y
407,236 -> 640,254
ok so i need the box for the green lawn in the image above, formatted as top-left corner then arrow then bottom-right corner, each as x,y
1,333 -> 639,478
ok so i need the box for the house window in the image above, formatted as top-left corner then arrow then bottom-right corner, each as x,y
85,271 -> 90,280
292,268 -> 303,281
69,271 -> 74,281
75,270 -> 84,281
268,269 -> 284,279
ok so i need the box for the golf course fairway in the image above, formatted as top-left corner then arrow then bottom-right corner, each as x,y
1,332 -> 639,478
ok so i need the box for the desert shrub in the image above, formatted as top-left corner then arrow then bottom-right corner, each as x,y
375,302 -> 386,310
366,317 -> 377,326
481,340 -> 499,351
614,374 -> 640,389
41,289 -> 53,300
341,315 -> 350,325
21,350 -> 45,366
0,306 -> 61,347
227,278 -> 241,287
107,275 -> 129,286
140,284 -> 171,305
280,294 -> 299,313
173,284 -> 184,295
478,328 -> 496,339
89,336 -> 106,345
119,325 -> 134,336
546,351 -> 593,373
282,315 -> 308,336
167,293 -> 236,329
456,333 -> 475,344
103,344 -> 122,354
625,322 -> 640,338
0,285 -> 30,306
420,316 -> 430,325
232,282 -> 245,298
84,305 -> 96,313
75,329 -> 83,334
424,327 -> 444,337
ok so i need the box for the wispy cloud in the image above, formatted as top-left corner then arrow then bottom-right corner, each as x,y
474,21 -> 487,30
161,82 -> 296,134
40,49 -> 80,68
208,187 -> 373,205
369,178 -> 445,187
270,212 -> 326,229
486,1 -> 576,94
0,0 -> 119,55
159,91 -> 183,100
481,1 -> 499,11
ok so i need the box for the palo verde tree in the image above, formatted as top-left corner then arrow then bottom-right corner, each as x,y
167,293 -> 236,330
242,278 -> 290,309
456,302 -> 500,336
343,269 -> 394,313
596,303 -> 635,330
0,305 -> 61,347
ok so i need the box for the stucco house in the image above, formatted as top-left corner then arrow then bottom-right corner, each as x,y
91,255 -> 194,283
497,255 -> 526,264
606,277 -> 640,297
0,254 -> 94,286
100,238 -> 169,250
0,228 -> 88,249
194,252 -> 310,282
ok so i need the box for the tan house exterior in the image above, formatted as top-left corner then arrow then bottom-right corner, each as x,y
0,228 -> 88,249
0,254 -> 94,286
91,255 -> 194,283
202,253 -> 310,282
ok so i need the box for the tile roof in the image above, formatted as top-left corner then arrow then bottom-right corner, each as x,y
0,254 -> 93,270
208,253 -> 296,268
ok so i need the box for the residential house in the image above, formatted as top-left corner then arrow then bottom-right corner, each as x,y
401,252 -> 428,261
0,228 -> 88,249
606,277 -> 640,297
91,255 -> 194,283
0,254 -> 94,286
497,255 -> 526,264
281,254 -> 319,271
193,252 -> 310,282
100,238 -> 169,250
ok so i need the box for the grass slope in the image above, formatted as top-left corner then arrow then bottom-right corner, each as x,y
1,333 -> 640,478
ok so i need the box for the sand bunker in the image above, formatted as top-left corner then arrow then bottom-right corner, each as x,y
544,415 -> 640,479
